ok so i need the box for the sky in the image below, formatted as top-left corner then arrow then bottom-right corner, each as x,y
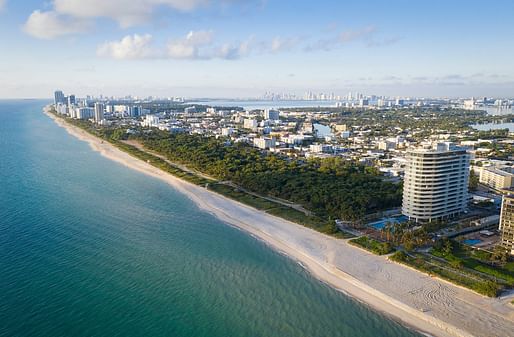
0,0 -> 513,99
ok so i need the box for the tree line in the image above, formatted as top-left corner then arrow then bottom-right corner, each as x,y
139,131 -> 402,221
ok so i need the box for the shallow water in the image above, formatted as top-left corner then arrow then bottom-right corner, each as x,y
0,100 -> 420,337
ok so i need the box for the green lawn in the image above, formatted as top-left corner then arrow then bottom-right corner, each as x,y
432,245 -> 514,287
349,236 -> 394,255
391,251 -> 503,297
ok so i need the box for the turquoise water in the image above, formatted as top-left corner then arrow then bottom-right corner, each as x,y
0,100 -> 420,337
463,239 -> 482,246
369,216 -> 409,230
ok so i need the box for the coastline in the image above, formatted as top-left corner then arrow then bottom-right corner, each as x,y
46,112 -> 514,337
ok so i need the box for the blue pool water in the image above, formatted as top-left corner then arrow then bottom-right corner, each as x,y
463,239 -> 482,245
369,215 -> 409,230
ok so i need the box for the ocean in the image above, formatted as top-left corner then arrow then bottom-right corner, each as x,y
0,100 -> 419,337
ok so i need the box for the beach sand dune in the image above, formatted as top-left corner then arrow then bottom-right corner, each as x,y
47,112 -> 514,337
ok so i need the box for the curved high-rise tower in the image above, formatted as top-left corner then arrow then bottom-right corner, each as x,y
402,143 -> 470,222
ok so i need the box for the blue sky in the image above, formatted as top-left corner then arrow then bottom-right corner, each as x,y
0,0 -> 513,98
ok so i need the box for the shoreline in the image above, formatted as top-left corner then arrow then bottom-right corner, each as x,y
46,111 -> 514,337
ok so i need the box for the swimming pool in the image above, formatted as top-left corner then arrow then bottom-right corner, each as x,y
463,239 -> 482,245
369,215 -> 409,230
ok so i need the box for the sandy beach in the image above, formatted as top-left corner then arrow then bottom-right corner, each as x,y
46,112 -> 514,337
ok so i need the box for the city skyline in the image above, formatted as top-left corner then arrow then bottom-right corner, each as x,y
1,0 -> 514,98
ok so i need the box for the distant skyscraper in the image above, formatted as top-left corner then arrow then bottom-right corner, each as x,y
94,102 -> 105,123
76,107 -> 94,120
499,195 -> 514,255
402,142 -> 470,222
67,95 -> 76,106
129,106 -> 141,117
54,90 -> 65,105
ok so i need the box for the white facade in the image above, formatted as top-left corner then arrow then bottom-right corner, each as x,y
402,143 -> 470,222
243,119 -> 258,130
94,103 -> 105,123
141,115 -> 160,128
221,127 -> 234,137
264,109 -> 280,120
479,166 -> 514,190
499,195 -> 514,255
55,103 -> 67,115
310,144 -> 332,153
253,137 -> 276,150
378,140 -> 395,151
76,107 -> 94,120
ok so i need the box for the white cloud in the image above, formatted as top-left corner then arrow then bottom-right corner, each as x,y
53,0 -> 209,27
304,26 -> 380,51
23,10 -> 90,39
339,26 -> 376,43
97,34 -> 157,59
166,31 -> 256,60
270,36 -> 300,53
97,30 -> 259,61
214,43 -> 241,59
167,30 -> 214,59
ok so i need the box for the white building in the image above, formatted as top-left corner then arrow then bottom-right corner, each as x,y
479,166 -> 514,190
221,127 -> 235,137
114,105 -> 128,113
253,137 -> 276,150
310,144 -> 333,153
464,98 -> 476,110
243,119 -> 258,130
94,102 -> 105,123
76,107 -> 94,120
402,142 -> 470,222
378,140 -> 396,151
141,115 -> 160,128
55,103 -> 67,115
264,109 -> 280,121
499,195 -> 514,255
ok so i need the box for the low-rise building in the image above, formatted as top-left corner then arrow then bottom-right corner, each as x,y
253,137 -> 276,150
378,140 -> 396,151
221,127 -> 235,137
141,115 -> 160,128
309,144 -> 333,153
479,166 -> 514,190
243,119 -> 258,130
